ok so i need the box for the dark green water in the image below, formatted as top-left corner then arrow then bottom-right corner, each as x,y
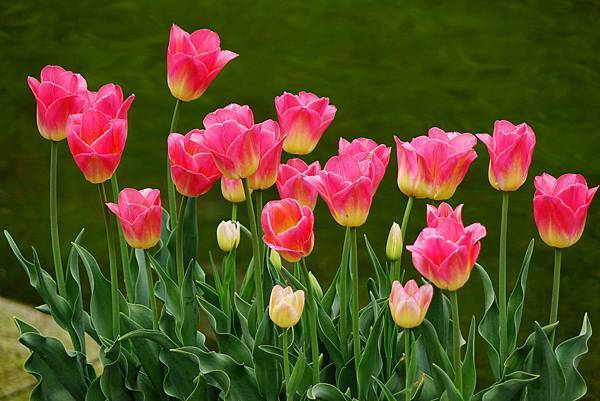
1,0 -> 599,398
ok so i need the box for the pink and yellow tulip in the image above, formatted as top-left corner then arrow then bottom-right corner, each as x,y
395,128 -> 477,200
269,285 -> 305,328
338,137 -> 391,189
276,158 -> 321,210
167,24 -> 238,102
389,280 -> 433,328
248,119 -> 285,190
221,177 -> 246,203
533,173 -> 597,248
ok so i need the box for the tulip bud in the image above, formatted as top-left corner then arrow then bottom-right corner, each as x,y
269,285 -> 305,328
269,249 -> 282,270
308,271 -> 323,299
386,222 -> 403,261
216,220 -> 240,252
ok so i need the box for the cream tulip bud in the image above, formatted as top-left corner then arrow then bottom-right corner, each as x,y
216,220 -> 240,252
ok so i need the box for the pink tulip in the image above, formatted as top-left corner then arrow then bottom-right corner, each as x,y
275,91 -> 336,155
395,128 -> 477,200
221,177 -> 247,203
27,65 -> 88,141
167,24 -> 238,102
407,203 -> 487,291
248,119 -> 285,190
261,198 -> 315,263
533,173 -> 597,248
202,104 -> 261,179
389,280 -> 433,328
276,158 -> 321,210
476,120 -> 536,191
306,154 -> 378,227
106,188 -> 162,249
338,137 -> 391,189
84,83 -> 135,120
168,130 -> 221,197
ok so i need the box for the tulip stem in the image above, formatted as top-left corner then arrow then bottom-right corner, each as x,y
49,141 -> 66,297
300,258 -> 320,384
282,328 -> 291,401
400,196 -> 414,238
350,227 -> 361,393
549,248 -> 562,345
405,328 -> 411,401
176,195 -> 188,286
167,99 -> 181,231
339,227 -> 351,360
498,191 -> 509,366
255,190 -> 264,269
232,203 -> 238,222
242,178 -> 264,322
450,291 -> 462,393
111,175 -> 133,301
144,251 -> 160,330
99,183 -> 120,339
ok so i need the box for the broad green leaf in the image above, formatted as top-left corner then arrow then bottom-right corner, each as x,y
373,376 -> 396,401
160,349 -> 201,400
364,234 -> 390,296
287,352 -> 307,399
556,313 -> 592,401
307,383 -> 352,401
85,378 -> 104,401
179,262 -> 199,346
252,310 -> 281,400
317,301 -> 344,368
462,317 -> 477,401
507,239 -> 534,352
183,197 -> 198,267
432,364 -> 464,401
427,286 -> 452,350
525,322 -> 565,401
473,371 -> 539,401
420,319 -> 453,376
476,263 -> 501,381
357,309 -> 384,400
133,248 -> 150,306
504,322 -> 558,374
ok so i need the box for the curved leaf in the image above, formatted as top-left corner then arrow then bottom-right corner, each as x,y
556,313 -> 592,401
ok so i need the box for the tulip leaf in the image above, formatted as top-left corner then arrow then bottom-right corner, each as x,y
507,238 -> 534,352
253,309 -> 281,400
420,319 -> 453,376
307,383 -> 353,401
426,286 -> 452,350
555,313 -> 592,401
525,322 -> 565,401
183,197 -> 198,268
179,261 -> 199,346
317,301 -> 344,369
504,321 -> 558,375
84,377 -> 103,401
133,248 -> 150,306
473,371 -> 539,401
357,308 -> 384,400
432,363 -> 464,401
462,317 -> 477,401
372,376 -> 396,401
476,263 -> 501,381
364,234 -> 390,297
287,351 -> 308,400
160,348 -> 202,400
155,208 -> 177,279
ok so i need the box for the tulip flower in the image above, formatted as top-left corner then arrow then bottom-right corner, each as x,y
269,285 -> 305,329
168,130 -> 221,197
395,128 -> 477,200
167,24 -> 238,102
201,104 -> 261,179
261,198 -> 315,263
269,249 -> 282,270
221,177 -> 247,203
307,154 -> 379,227
248,119 -> 285,190
275,91 -> 336,155
84,83 -> 135,120
533,173 -> 597,248
106,188 -> 162,249
386,222 -> 403,261
276,159 -> 321,210
407,203 -> 487,291
476,120 -> 536,192
389,280 -> 433,328
216,220 -> 241,252
338,137 -> 391,189
27,65 -> 88,141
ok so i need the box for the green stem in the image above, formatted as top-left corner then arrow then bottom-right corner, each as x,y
49,141 -> 66,297
405,328 -> 411,401
499,191 -> 509,365
450,291 -> 462,393
111,175 -> 133,301
350,227 -> 360,392
390,259 -> 401,283
549,248 -> 562,345
283,329 -> 291,401
231,203 -> 238,222
255,190 -> 264,271
242,178 -> 264,322
339,227 -> 351,360
300,258 -> 320,384
400,196 -> 414,238
99,183 -> 120,338
167,99 -> 181,230
176,195 -> 187,286
144,250 -> 159,330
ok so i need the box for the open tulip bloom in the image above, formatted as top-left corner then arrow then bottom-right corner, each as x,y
7,26 -> 598,401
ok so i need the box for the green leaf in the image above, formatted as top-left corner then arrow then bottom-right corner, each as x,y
357,309 -> 384,400
556,313 -> 592,401
133,248 -> 150,306
307,383 -> 352,401
504,322 -> 558,375
473,371 -> 539,401
507,239 -> 534,352
317,301 -> 344,369
420,319 -> 453,376
373,376 -> 396,401
252,310 -> 281,400
476,263 -> 501,381
364,234 -> 390,297
525,322 -> 565,401
427,286 -> 452,350
85,378 -> 104,401
287,351 -> 307,400
462,317 -> 477,401
179,261 -> 199,346
183,197 -> 198,267
432,364 -> 464,401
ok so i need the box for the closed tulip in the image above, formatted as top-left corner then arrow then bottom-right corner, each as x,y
269,285 -> 305,328
476,120 -> 536,191
66,83 -> 133,183
202,104 -> 261,179
533,173 -> 597,248
248,120 -> 285,190
106,188 -> 162,249
307,154 -> 379,227
386,222 -> 403,261
395,128 -> 477,200
276,159 -> 321,209
275,91 -> 336,155
216,220 -> 241,252
261,198 -> 314,263
168,130 -> 221,197
221,177 -> 246,203
338,137 -> 391,189
407,203 -> 487,291
28,65 -> 88,141
167,24 -> 238,102
389,280 -> 433,328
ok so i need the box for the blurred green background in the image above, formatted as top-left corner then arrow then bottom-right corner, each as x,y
1,0 -> 599,399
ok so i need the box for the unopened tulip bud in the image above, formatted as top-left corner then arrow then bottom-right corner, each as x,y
386,222 -> 403,261
269,249 -> 282,270
216,220 -> 240,252
308,271 -> 323,299
269,285 -> 305,328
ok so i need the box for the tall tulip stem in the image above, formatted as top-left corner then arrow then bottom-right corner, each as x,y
450,291 -> 462,393
167,99 -> 181,230
255,190 -> 264,267
111,175 -> 133,300
339,228 -> 351,360
405,329 -> 411,401
282,328 -> 291,401
49,141 -> 66,297
549,248 -> 562,345
144,250 -> 160,330
300,258 -> 320,384
498,191 -> 509,365
99,183 -> 120,338
242,178 -> 264,322
350,227 -> 361,390
175,195 -> 188,286
400,196 -> 414,238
